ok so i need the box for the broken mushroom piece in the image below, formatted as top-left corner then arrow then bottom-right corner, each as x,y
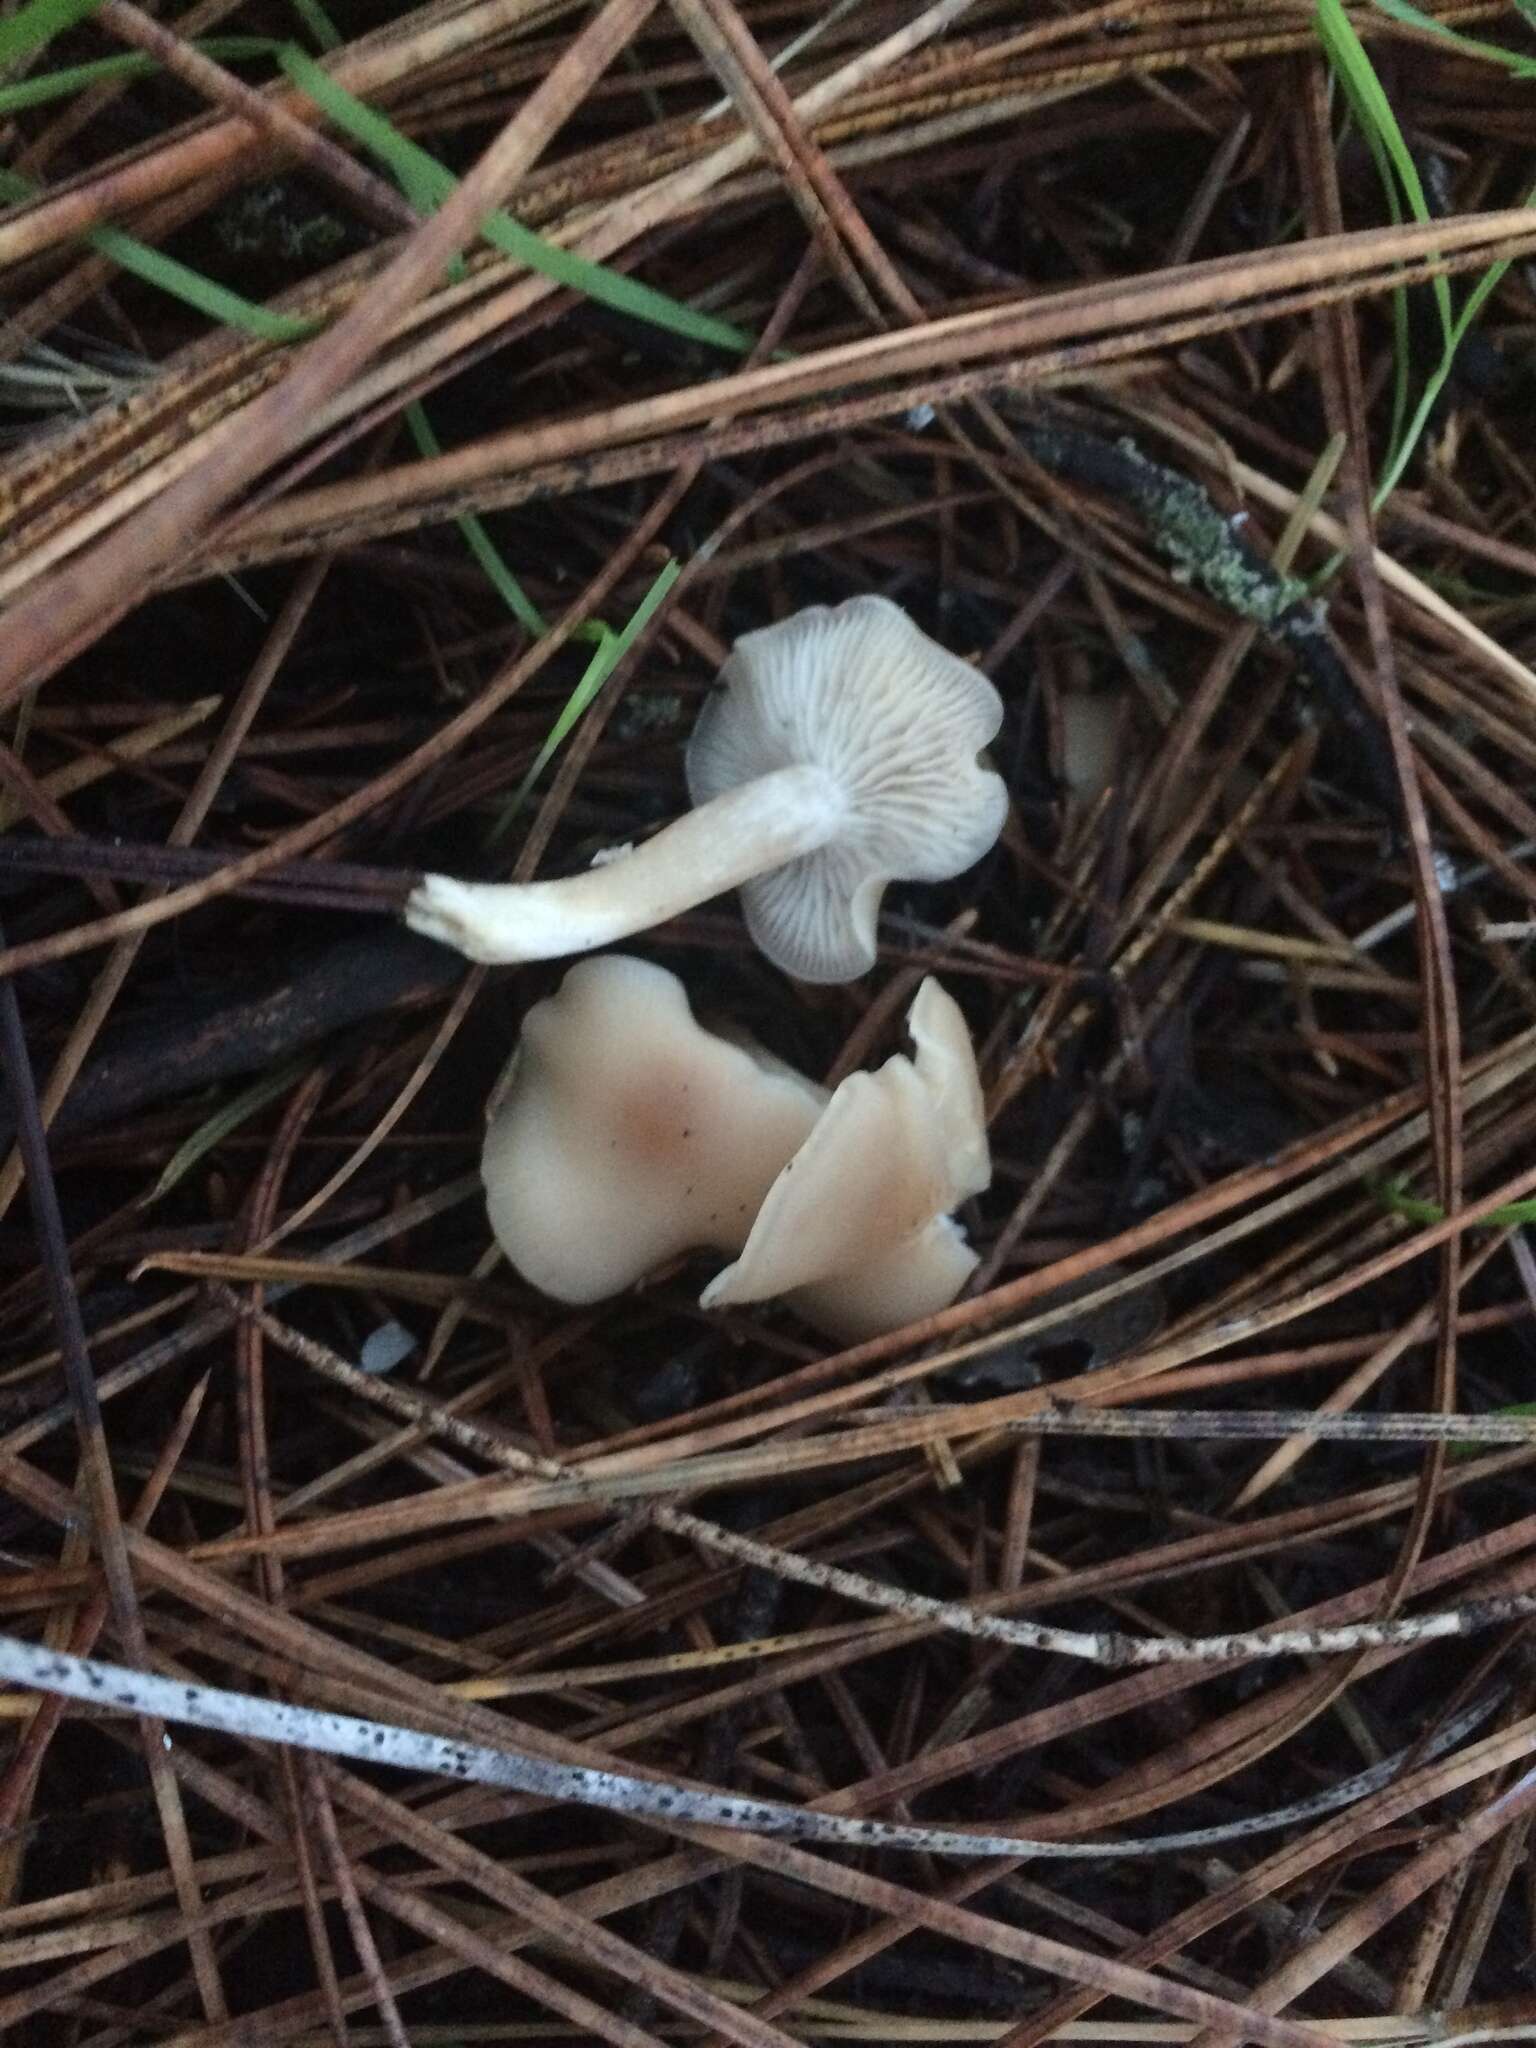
702,979 -> 991,1342
480,954 -> 825,1304
406,595 -> 1007,983
482,957 -> 991,1341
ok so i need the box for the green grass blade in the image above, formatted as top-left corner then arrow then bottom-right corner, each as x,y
278,46 -> 754,354
276,9 -> 560,638
1358,115 -> 1414,464
1314,1 -> 1421,475
1309,0 -> 1530,526
87,224 -> 318,338
1373,1177 -> 1536,1230
0,38 -> 276,112
405,402 -> 547,636
1315,0 -> 1451,345
145,1058 -> 312,1203
0,168 -> 316,340
287,0 -> 342,52
1369,0 -> 1536,77
1372,219 -> 1528,510
488,557 -> 681,844
0,0 -> 104,69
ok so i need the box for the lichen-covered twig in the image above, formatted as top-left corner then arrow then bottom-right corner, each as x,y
1008,411 -> 1401,818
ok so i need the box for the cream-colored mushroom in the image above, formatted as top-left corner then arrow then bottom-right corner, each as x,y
1057,688 -> 1127,816
481,959 -> 991,1341
407,596 -> 1007,984
1056,686 -> 1252,838
480,954 -> 824,1304
702,979 -> 991,1341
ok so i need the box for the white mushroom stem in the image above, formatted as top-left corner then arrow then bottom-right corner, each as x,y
406,765 -> 846,966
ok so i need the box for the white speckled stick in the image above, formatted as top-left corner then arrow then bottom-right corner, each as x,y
0,1632 -> 1512,1867
0,1632 -> 1067,1858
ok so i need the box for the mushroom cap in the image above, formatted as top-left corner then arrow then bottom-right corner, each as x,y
685,595 -> 1008,982
700,1060 -> 957,1308
482,955 -> 824,1304
906,976 -> 990,1203
1056,688 -> 1127,812
790,1216 -> 978,1344
700,977 -> 990,1337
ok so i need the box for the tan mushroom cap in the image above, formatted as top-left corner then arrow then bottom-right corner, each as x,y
686,595 -> 1008,982
1057,688 -> 1127,814
701,979 -> 991,1341
1055,685 -> 1254,839
482,960 -> 991,1343
481,955 -> 824,1304
906,973 -> 989,1201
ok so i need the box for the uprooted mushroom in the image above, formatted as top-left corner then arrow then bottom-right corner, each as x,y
480,954 -> 990,1340
407,595 -> 1008,983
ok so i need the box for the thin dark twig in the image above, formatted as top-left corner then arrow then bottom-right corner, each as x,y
0,926 -> 143,1635
0,833 -> 415,911
0,918 -> 229,2017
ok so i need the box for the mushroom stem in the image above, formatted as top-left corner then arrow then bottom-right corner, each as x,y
405,765 -> 846,966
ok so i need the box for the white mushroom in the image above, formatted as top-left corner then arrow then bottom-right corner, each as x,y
702,979 -> 991,1341
407,596 -> 1007,984
480,959 -> 991,1341
480,954 -> 824,1304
